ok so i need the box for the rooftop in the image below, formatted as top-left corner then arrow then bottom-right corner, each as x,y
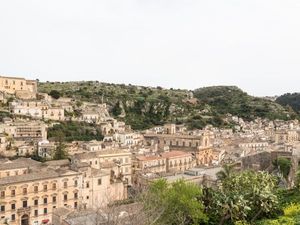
0,158 -> 41,171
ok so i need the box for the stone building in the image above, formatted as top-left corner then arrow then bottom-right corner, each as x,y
161,151 -> 195,173
143,131 -> 213,151
0,76 -> 37,98
134,150 -> 195,174
0,157 -> 129,225
274,130 -> 299,144
134,155 -> 167,174
0,121 -> 47,141
10,100 -> 65,121
71,149 -> 132,186
196,148 -> 224,166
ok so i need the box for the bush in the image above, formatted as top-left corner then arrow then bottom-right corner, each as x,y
49,90 -> 61,99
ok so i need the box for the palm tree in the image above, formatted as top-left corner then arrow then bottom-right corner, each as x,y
216,164 -> 234,181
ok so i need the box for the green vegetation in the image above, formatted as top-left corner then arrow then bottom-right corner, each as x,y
141,166 -> 300,225
273,157 -> 292,179
38,82 -> 293,130
143,179 -> 208,225
53,139 -> 68,160
257,203 -> 300,224
49,89 -> 61,99
0,110 -> 12,121
47,121 -> 103,142
276,93 -> 300,114
207,170 -> 279,224
194,86 -> 291,121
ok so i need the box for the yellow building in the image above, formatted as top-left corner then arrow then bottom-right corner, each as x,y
0,157 -> 129,225
144,131 -> 213,150
135,155 -> 167,173
0,121 -> 47,141
10,100 -> 65,121
0,76 -> 37,98
161,151 -> 195,172
72,148 -> 132,185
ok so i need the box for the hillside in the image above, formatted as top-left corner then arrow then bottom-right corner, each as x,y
38,82 -> 294,130
276,93 -> 300,113
194,86 -> 293,121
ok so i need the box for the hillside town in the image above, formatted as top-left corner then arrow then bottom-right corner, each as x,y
0,75 -> 300,225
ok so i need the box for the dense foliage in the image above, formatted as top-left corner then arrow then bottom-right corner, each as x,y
273,157 -> 292,179
38,82 -> 293,130
141,167 -> 300,225
276,93 -> 300,113
194,86 -> 291,121
143,179 -> 208,225
49,89 -> 61,99
48,121 -> 103,142
53,139 -> 68,160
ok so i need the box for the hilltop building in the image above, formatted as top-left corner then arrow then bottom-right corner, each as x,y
0,76 -> 37,99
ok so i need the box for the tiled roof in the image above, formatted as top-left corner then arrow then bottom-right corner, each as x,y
161,150 -> 191,158
0,158 -> 41,171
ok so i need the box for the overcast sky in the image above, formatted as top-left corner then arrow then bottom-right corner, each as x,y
0,0 -> 300,96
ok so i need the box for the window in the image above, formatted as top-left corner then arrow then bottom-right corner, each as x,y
23,188 -> 27,195
0,191 -> 5,198
98,179 -> 102,185
86,182 -> 89,188
34,186 -> 38,193
44,208 -> 47,215
34,210 -> 38,217
64,181 -> 68,188
64,194 -> 68,201
74,180 -> 78,187
11,214 -> 15,221
52,183 -> 56,190
74,193 -> 78,199
11,204 -> 15,210
34,199 -> 38,206
43,198 -> 47,204
74,202 -> 78,208
52,196 -> 56,203
11,190 -> 15,197
23,201 -> 28,208
0,205 -> 5,212
43,185 -> 47,191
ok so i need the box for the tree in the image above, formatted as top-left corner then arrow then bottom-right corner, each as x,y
49,90 -> 61,99
143,179 -> 208,225
273,157 -> 292,179
53,137 -> 68,160
207,171 -> 279,224
112,101 -> 122,117
216,164 -> 235,181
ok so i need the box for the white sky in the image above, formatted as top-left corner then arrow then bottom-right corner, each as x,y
0,0 -> 300,96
